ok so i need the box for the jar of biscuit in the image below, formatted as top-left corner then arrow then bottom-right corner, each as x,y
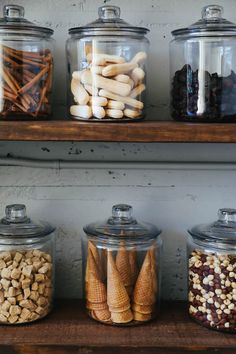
188,208 -> 236,332
0,204 -> 55,324
83,204 -> 162,326
0,4 -> 54,120
67,5 -> 149,121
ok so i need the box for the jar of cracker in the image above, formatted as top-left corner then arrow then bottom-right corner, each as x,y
83,204 -> 162,326
0,204 -> 55,324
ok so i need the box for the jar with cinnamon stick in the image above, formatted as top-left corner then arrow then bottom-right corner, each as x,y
83,204 -> 162,326
0,5 -> 54,120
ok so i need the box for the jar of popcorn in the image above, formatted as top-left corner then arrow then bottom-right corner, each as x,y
0,204 -> 55,324
66,5 -> 149,121
188,208 -> 236,332
83,204 -> 162,326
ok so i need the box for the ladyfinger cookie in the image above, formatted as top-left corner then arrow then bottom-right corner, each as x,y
106,109 -> 124,119
81,71 -> 131,97
90,66 -> 104,75
84,84 -> 99,97
124,108 -> 142,118
102,63 -> 138,78
131,51 -> 147,65
107,100 -> 125,110
70,105 -> 92,119
130,84 -> 146,99
131,68 -> 145,86
87,53 -> 126,66
99,89 -> 144,110
92,106 -> 106,119
114,74 -> 130,84
89,96 -> 108,107
71,78 -> 90,105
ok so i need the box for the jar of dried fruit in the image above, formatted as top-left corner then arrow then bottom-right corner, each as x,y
188,209 -> 236,332
0,4 -> 54,120
66,5 -> 149,121
83,204 -> 162,326
170,5 -> 236,122
0,204 -> 55,324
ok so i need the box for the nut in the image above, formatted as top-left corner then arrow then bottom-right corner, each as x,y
0,250 -> 53,324
189,250 -> 236,332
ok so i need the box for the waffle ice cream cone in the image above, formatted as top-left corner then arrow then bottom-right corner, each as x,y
132,303 -> 153,314
101,248 -> 107,279
133,250 -> 156,306
88,241 -> 104,280
149,246 -> 158,295
129,249 -> 139,287
109,302 -> 131,313
92,308 -> 111,322
86,249 -> 107,304
133,311 -> 152,322
86,300 -> 108,311
107,251 -> 131,309
116,245 -> 132,295
111,308 -> 133,324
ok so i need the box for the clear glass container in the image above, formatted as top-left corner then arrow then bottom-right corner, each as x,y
0,4 -> 54,120
66,5 -> 149,122
83,204 -> 162,326
170,5 -> 236,122
0,204 -> 55,324
188,208 -> 236,332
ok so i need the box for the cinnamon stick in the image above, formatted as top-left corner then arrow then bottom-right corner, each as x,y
18,65 -> 49,94
3,47 -> 46,67
3,45 -> 44,60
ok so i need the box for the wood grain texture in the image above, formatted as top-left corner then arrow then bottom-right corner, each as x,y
1,120 -> 236,142
0,300 -> 235,354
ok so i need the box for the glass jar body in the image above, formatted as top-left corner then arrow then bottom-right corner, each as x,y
0,233 -> 55,324
82,236 -> 162,326
170,35 -> 236,122
0,33 -> 54,120
66,34 -> 149,122
187,237 -> 236,332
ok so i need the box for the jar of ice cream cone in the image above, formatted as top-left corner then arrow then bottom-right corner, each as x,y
83,204 -> 162,326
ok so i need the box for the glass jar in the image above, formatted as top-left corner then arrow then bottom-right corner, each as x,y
0,4 -> 54,120
188,209 -> 236,332
83,204 -> 162,326
66,5 -> 149,122
170,5 -> 236,122
0,204 -> 55,324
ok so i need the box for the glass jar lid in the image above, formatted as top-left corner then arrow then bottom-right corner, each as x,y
69,5 -> 149,36
172,4 -> 236,37
0,4 -> 54,36
83,204 -> 161,246
188,208 -> 236,245
0,204 -> 55,238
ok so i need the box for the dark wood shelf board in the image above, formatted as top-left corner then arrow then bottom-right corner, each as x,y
0,300 -> 235,354
0,120 -> 236,142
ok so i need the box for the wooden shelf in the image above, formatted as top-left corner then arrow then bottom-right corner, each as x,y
1,119 -> 236,142
1,300 -> 236,354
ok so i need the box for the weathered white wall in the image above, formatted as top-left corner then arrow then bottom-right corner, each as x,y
1,0 -> 236,300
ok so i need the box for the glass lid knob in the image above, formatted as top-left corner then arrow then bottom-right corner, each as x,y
98,5 -> 121,20
4,4 -> 25,19
202,4 -> 223,21
112,204 -> 133,220
218,208 -> 236,223
5,204 -> 28,222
